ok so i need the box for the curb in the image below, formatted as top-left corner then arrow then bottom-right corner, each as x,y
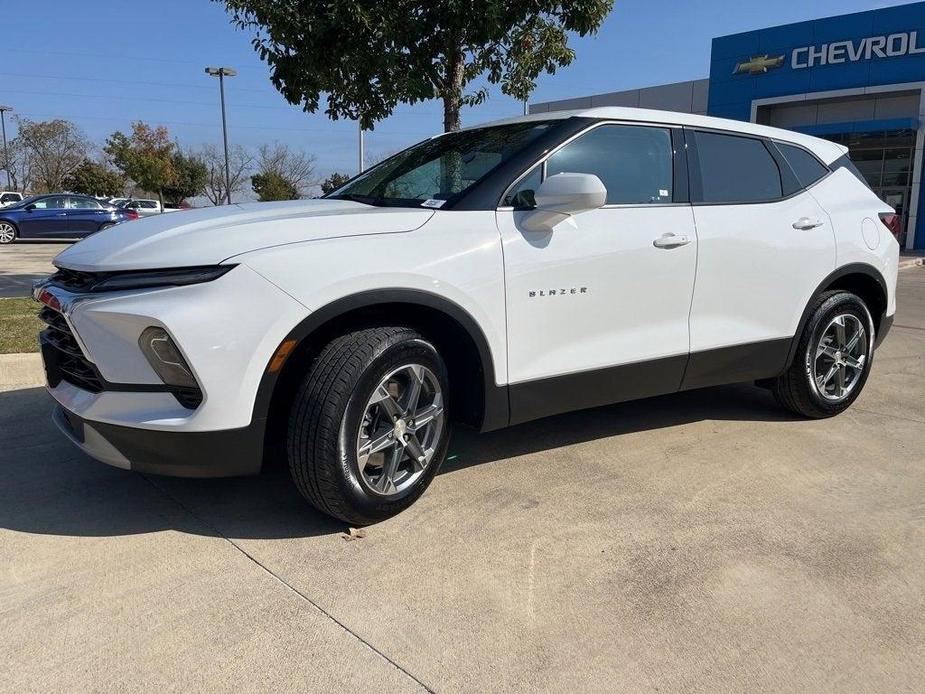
899,255 -> 924,271
0,352 -> 45,391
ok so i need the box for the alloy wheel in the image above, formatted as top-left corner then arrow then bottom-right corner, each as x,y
355,363 -> 445,497
812,313 -> 868,402
0,223 -> 15,244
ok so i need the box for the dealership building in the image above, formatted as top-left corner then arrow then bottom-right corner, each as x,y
531,2 -> 925,249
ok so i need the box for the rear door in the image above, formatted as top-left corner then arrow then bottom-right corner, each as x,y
683,129 -> 834,389
498,122 -> 697,423
64,196 -> 106,236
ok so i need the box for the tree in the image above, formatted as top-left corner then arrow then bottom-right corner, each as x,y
14,117 -> 89,192
217,1 -> 613,132
4,138 -> 33,193
162,149 -> 207,205
63,160 -> 125,197
252,170 -> 299,201
320,172 -> 351,195
105,122 -> 175,208
255,142 -> 317,197
201,143 -> 253,205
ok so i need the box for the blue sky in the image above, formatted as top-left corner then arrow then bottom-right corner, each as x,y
0,0 -> 913,180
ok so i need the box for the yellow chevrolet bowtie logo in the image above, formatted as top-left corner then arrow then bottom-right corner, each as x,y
733,54 -> 785,75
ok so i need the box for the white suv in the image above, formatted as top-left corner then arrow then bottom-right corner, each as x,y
34,108 -> 899,524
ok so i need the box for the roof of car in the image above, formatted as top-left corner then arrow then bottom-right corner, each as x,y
470,107 -> 848,164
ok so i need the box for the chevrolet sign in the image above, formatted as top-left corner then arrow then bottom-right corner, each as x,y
734,31 -> 925,76
793,31 -> 925,69
733,55 -> 785,75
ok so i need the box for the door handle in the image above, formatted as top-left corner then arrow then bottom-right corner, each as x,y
792,217 -> 823,230
56,212 -> 67,216
653,233 -> 692,249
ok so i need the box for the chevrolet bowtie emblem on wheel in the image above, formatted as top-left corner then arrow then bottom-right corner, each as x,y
733,54 -> 785,75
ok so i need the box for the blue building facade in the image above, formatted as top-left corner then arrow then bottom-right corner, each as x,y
532,2 -> 925,249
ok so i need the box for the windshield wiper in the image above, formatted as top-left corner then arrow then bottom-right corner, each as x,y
326,193 -> 382,206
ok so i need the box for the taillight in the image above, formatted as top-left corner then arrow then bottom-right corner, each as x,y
879,213 -> 902,239
124,209 -> 139,221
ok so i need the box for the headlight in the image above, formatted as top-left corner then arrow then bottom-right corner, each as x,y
69,265 -> 235,293
138,326 -> 198,389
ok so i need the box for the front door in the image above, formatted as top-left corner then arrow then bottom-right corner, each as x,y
19,195 -> 69,238
497,122 -> 697,424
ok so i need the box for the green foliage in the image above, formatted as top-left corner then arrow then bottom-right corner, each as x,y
63,160 -> 125,197
163,150 -> 208,205
105,122 -> 175,203
320,172 -> 351,195
252,170 -> 299,201
216,0 -> 613,131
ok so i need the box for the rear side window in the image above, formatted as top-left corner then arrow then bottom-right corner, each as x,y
778,143 -> 829,188
692,131 -> 782,203
832,154 -> 874,191
545,124 -> 674,205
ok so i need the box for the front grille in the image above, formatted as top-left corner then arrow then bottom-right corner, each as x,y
38,306 -> 104,393
47,268 -> 105,293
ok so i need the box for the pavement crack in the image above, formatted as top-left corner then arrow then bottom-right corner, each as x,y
140,475 -> 435,693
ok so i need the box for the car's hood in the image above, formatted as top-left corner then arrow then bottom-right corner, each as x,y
54,199 -> 435,272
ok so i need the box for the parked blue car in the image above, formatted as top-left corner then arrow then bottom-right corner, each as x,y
0,194 -> 138,244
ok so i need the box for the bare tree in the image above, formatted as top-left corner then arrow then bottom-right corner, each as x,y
255,142 -> 318,198
200,143 -> 254,205
15,117 -> 89,192
4,138 -> 33,193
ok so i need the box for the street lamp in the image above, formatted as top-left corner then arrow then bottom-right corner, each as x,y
205,67 -> 237,205
0,106 -> 11,190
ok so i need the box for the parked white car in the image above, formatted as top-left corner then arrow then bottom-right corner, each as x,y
34,107 -> 899,524
119,199 -> 162,216
0,191 -> 23,207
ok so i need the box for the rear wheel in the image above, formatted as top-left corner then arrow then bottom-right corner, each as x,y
0,222 -> 17,244
287,327 -> 450,525
772,291 -> 875,418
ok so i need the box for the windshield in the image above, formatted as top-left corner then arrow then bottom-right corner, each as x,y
327,121 -> 554,207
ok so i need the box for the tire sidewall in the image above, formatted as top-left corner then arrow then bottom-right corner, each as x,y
0,221 -> 16,244
335,337 -> 450,520
800,292 -> 875,414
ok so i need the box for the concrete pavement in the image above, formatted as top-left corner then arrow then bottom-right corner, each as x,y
0,243 -> 67,297
1,271 -> 924,692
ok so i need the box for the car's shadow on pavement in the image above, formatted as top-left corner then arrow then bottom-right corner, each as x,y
0,383 -> 797,540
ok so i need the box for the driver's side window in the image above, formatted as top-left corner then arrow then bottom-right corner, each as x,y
502,123 -> 675,208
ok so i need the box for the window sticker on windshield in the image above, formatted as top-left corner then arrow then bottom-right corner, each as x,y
659,189 -> 669,198
421,199 -> 446,208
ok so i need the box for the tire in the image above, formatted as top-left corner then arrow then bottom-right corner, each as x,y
772,291 -> 875,418
287,326 -> 450,525
99,223 -> 115,231
0,221 -> 17,244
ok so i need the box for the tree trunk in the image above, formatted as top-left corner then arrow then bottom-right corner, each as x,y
157,188 -> 164,213
442,47 -> 465,133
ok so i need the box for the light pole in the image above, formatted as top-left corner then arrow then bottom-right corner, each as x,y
205,67 -> 237,205
358,119 -> 365,174
0,106 -> 11,190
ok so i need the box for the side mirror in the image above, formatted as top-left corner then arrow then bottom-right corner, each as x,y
521,172 -> 607,232
25,204 -> 36,211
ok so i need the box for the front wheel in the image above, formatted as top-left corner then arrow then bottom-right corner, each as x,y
0,222 -> 17,244
772,291 -> 875,418
287,327 -> 450,525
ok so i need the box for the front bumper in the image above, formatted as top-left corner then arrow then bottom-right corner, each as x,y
53,404 -> 265,477
35,262 -> 310,476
